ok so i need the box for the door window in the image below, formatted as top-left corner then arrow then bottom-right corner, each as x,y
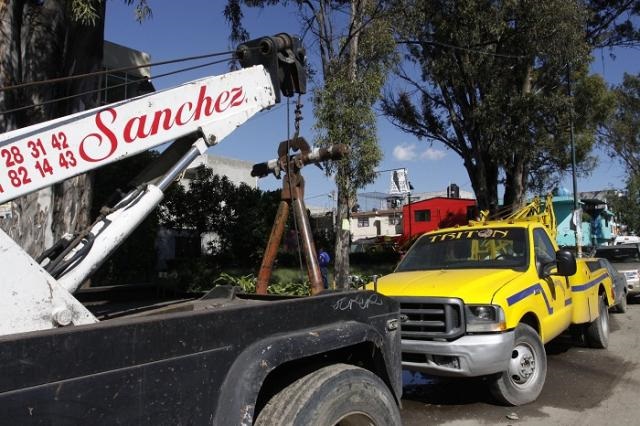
533,228 -> 556,269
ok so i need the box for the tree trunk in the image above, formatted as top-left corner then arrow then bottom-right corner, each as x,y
332,0 -> 366,289
334,182 -> 351,289
503,153 -> 527,211
0,0 -> 104,257
465,153 -> 499,214
502,64 -> 533,211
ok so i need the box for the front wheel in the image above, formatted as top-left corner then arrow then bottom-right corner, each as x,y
490,323 -> 547,406
586,294 -> 609,348
255,363 -> 401,426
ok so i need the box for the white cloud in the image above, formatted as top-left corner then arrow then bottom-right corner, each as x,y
392,143 -> 418,161
392,143 -> 446,161
420,147 -> 446,161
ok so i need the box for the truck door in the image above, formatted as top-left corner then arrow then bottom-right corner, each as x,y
533,228 -> 572,336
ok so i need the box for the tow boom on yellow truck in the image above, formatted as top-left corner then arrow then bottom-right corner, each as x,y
372,194 -> 614,405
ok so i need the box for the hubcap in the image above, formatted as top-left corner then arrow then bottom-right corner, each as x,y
335,412 -> 376,426
601,299 -> 609,335
508,343 -> 537,387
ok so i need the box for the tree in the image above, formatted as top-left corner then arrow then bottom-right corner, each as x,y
608,176 -> 640,235
603,73 -> 640,177
602,73 -> 640,232
0,0 -> 150,258
219,182 -> 280,267
226,0 -> 395,287
383,0 -> 613,212
585,0 -> 640,48
159,165 -> 280,268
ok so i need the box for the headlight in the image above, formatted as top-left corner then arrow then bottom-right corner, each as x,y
465,305 -> 506,332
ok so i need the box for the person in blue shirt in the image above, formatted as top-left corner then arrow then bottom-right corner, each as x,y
318,247 -> 331,289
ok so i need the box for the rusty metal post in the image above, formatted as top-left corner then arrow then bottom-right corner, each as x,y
291,185 -> 323,294
251,139 -> 348,296
256,201 -> 290,294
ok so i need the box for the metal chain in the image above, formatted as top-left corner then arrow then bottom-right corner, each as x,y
293,94 -> 303,139
286,94 -> 307,284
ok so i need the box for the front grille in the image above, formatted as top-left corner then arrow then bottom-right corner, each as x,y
396,297 -> 464,341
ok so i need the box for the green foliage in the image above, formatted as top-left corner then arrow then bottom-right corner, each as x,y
213,271 -> 311,296
609,176 -> 640,235
72,0 -> 151,25
603,73 -> 640,234
383,0 -> 611,210
268,280 -> 310,296
314,15 -> 396,191
603,73 -> 640,178
224,1 -> 398,287
214,272 -> 257,292
70,0 -> 102,25
124,0 -> 153,22
159,165 -> 280,268
585,0 -> 640,48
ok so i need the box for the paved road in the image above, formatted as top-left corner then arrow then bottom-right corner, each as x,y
400,300 -> 640,425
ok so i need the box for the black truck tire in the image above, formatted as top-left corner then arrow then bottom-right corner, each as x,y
586,294 -> 609,349
255,363 -> 401,426
490,323 -> 547,406
615,293 -> 628,313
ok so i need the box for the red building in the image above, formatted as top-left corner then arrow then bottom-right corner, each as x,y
402,197 -> 477,240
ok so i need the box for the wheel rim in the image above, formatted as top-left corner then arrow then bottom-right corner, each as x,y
507,342 -> 538,388
335,411 -> 376,426
601,298 -> 610,335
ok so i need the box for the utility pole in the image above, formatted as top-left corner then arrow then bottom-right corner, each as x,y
407,191 -> 412,239
567,63 -> 582,257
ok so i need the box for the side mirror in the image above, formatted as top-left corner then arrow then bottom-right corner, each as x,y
555,249 -> 577,276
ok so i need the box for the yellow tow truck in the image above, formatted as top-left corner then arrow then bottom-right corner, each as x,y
371,195 -> 614,405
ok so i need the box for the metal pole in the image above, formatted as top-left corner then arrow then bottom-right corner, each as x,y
291,187 -> 324,294
256,201 -> 290,294
408,192 -> 412,239
567,63 -> 582,257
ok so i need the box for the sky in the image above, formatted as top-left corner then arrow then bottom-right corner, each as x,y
104,0 -> 640,210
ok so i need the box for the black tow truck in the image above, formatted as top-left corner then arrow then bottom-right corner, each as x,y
0,34 -> 402,425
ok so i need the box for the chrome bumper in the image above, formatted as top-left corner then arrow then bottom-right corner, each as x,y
401,331 -> 515,377
627,278 -> 640,295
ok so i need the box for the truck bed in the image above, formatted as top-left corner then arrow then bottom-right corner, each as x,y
0,286 -> 401,425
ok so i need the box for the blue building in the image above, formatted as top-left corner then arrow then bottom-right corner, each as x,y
552,194 -> 591,248
581,192 -> 617,246
551,189 -> 618,249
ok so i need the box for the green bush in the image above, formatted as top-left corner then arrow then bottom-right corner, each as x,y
213,271 -> 310,296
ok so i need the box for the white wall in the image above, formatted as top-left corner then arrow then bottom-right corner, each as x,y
350,210 -> 402,241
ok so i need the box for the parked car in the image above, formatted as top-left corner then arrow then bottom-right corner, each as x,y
614,235 -> 640,245
594,244 -> 640,299
598,258 -> 629,313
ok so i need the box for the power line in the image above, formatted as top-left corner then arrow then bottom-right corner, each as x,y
0,50 -> 235,94
0,57 -> 230,115
305,192 -> 333,200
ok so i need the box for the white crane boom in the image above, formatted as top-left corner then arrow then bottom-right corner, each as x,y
0,33 -> 307,337
0,66 -> 275,204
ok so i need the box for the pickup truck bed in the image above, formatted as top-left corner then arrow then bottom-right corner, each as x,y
0,286 -> 401,425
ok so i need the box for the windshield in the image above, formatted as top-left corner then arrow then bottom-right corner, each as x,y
396,228 -> 528,272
